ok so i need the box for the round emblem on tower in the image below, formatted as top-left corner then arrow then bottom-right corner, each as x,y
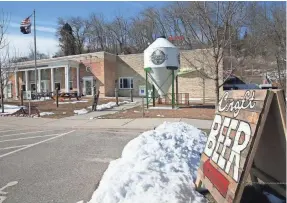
150,49 -> 166,65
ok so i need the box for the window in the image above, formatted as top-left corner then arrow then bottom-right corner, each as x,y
30,83 -> 36,91
69,81 -> 73,90
41,69 -> 49,80
21,85 -> 26,91
119,77 -> 133,89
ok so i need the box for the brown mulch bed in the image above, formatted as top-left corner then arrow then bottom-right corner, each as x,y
98,105 -> 216,120
4,97 -> 124,119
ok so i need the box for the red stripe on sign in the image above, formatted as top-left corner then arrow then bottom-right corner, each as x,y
203,159 -> 230,197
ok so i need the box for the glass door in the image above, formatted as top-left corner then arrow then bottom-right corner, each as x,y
85,80 -> 92,96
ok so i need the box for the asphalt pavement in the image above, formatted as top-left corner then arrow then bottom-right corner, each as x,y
0,125 -> 143,203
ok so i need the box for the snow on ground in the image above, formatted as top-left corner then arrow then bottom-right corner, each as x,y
75,101 -> 130,116
74,109 -> 89,115
87,101 -> 130,111
39,112 -> 55,116
0,105 -> 26,115
88,122 -> 208,203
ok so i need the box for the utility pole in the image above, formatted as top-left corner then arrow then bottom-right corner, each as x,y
33,9 -> 38,98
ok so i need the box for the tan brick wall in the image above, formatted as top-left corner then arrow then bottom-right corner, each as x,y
104,53 -> 117,96
117,53 -> 145,97
117,49 -> 224,99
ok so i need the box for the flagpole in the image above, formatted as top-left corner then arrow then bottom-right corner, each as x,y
33,9 -> 37,97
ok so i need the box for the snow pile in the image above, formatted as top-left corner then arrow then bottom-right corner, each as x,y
88,122 -> 208,203
74,109 -> 89,115
40,112 -> 55,116
87,101 -> 130,111
0,105 -> 26,115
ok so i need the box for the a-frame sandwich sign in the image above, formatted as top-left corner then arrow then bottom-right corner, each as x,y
195,89 -> 286,203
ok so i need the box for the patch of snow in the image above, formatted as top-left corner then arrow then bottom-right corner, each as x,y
88,122 -> 207,203
63,112 -> 66,115
40,112 -> 55,116
134,110 -> 140,113
88,101 -> 129,111
156,114 -> 165,117
149,106 -> 173,110
0,105 -> 26,115
96,101 -> 129,111
74,109 -> 89,115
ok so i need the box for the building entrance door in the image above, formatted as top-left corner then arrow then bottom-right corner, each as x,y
82,77 -> 94,96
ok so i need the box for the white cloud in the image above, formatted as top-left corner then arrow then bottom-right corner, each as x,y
10,22 -> 57,33
5,34 -> 59,57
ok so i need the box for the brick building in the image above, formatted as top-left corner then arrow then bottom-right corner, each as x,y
3,49 -> 223,101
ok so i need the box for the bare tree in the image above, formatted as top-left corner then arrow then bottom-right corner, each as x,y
262,2 -> 286,90
175,1 -> 247,104
69,16 -> 87,54
0,10 -> 18,113
128,16 -> 155,52
106,15 -> 129,53
85,13 -> 108,52
243,2 -> 286,91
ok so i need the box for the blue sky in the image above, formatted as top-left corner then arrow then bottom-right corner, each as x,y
2,1 -> 168,57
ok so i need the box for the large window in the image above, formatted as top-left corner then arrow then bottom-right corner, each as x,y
119,77 -> 133,89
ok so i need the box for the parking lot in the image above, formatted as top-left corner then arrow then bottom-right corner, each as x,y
0,125 -> 141,203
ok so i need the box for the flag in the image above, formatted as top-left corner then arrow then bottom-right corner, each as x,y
20,17 -> 31,34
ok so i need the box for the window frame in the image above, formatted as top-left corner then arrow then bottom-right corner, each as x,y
119,77 -> 134,89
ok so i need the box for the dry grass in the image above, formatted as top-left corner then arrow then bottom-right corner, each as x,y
4,97 -> 123,119
99,105 -> 216,120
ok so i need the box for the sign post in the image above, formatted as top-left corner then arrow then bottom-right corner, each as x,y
195,89 -> 286,203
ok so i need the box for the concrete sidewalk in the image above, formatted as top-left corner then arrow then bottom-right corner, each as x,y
0,116 -> 213,130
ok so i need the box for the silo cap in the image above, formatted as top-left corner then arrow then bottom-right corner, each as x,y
145,37 -> 177,51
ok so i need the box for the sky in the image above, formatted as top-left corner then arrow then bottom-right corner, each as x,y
1,1 -> 168,58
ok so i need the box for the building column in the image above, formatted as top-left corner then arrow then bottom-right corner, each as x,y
76,66 -> 80,96
4,72 -> 8,98
14,71 -> 18,99
25,70 -> 29,91
65,65 -> 70,92
51,68 -> 54,92
38,69 -> 41,92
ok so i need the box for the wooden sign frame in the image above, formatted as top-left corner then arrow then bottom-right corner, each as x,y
195,89 -> 286,203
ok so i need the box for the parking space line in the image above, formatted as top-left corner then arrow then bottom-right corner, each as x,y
0,129 -> 31,133
0,130 -> 75,158
0,145 -> 28,150
0,133 -> 62,143
0,129 -> 59,138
